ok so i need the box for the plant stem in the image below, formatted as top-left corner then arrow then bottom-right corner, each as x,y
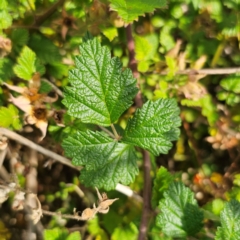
126,24 -> 142,108
158,67 -> 240,75
42,209 -> 86,221
98,126 -> 116,139
0,127 -> 142,200
182,118 -> 202,168
126,24 -> 152,240
110,124 -> 120,140
42,79 -> 63,97
0,127 -> 80,170
32,0 -> 65,27
139,150 -> 152,240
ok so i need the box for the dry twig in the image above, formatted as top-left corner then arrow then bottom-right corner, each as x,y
0,127 -> 80,170
0,128 -> 142,200
159,67 -> 240,75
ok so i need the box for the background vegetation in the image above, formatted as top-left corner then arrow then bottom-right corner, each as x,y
0,0 -> 240,239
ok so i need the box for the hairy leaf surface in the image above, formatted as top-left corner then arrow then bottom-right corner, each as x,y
62,131 -> 139,190
156,182 -> 203,238
122,98 -> 181,155
215,200 -> 240,240
109,0 -> 167,23
63,38 -> 138,126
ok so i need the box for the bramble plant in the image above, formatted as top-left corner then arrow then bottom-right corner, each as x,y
62,36 -> 181,190
0,0 -> 240,239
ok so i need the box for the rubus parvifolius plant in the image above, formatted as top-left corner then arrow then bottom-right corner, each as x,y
1,0 -> 240,239
60,37 -> 240,240
61,36 -> 181,190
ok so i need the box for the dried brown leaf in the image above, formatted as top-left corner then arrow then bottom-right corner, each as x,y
12,191 -> 25,210
81,205 -> 98,220
28,194 -> 42,224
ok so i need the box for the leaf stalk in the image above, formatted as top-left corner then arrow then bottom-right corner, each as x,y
110,124 -> 120,140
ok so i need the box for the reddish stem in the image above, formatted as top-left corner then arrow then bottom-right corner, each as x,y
126,24 -> 142,108
126,24 -> 152,240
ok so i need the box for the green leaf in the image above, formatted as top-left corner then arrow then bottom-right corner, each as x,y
0,58 -> 14,82
13,46 -> 36,80
109,0 -> 167,23
80,143 -> 139,190
66,232 -> 81,240
11,29 -> 29,48
102,27 -> 118,41
203,198 -> 225,216
88,217 -> 108,240
112,222 -> 138,240
39,80 -> 52,93
83,31 -> 94,42
165,56 -> 178,78
44,227 -> 81,240
150,224 -> 172,240
221,13 -> 239,37
156,182 -> 204,238
0,105 -> 21,129
8,104 -> 21,130
62,38 -> 138,126
218,91 -> 240,106
0,10 -> 12,29
27,0 -> 36,11
62,130 -> 138,190
137,61 -> 149,73
215,200 -> 240,240
35,58 -> 46,75
135,34 -> 159,61
63,130 -> 117,169
0,0 -> 8,10
200,95 -> 219,125
48,63 -> 68,79
0,107 -> 13,127
122,98 -> 181,156
220,75 -> 240,93
151,167 -> 174,208
29,34 -> 61,64
226,186 -> 240,202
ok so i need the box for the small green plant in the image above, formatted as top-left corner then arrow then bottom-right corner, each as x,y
62,36 -> 181,190
61,37 -> 240,239
1,0 -> 240,239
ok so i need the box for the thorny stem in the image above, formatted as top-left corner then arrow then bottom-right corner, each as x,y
110,124 -> 120,140
126,24 -> 152,240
